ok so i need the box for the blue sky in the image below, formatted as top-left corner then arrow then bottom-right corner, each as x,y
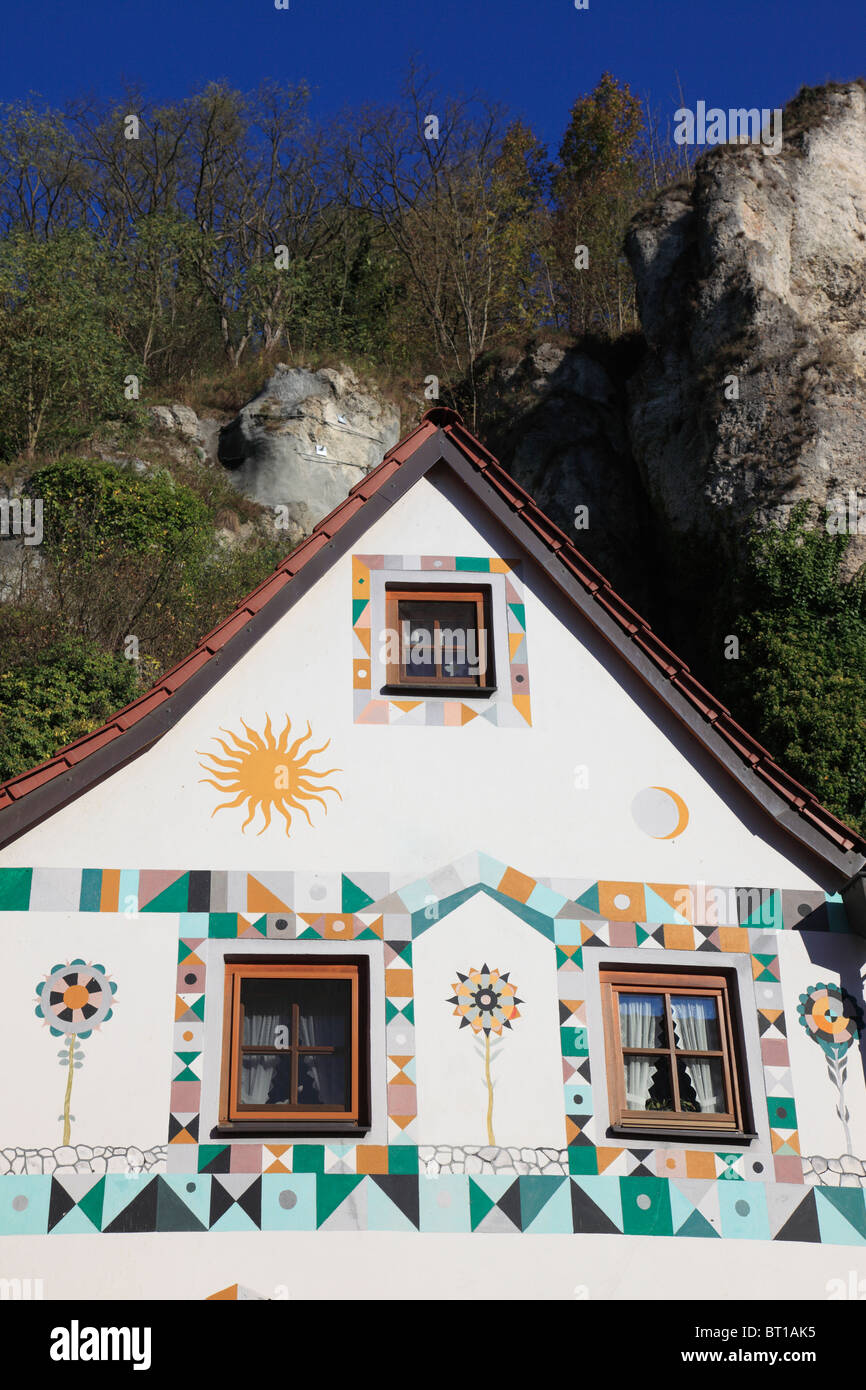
1,0 -> 863,149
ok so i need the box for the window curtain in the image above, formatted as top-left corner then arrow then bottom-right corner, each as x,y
670,997 -> 725,1112
242,1008 -> 286,1104
619,996 -> 661,1109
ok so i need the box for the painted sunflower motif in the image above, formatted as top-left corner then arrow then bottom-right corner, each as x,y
448,963 -> 522,1036
797,982 -> 862,1060
35,960 -> 116,1039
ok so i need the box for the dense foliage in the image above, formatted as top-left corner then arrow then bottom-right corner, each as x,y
726,505 -> 866,834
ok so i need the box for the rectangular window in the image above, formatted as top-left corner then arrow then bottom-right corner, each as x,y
600,968 -> 749,1136
383,584 -> 496,695
219,959 -> 370,1132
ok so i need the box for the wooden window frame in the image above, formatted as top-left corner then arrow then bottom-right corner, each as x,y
381,583 -> 496,696
600,967 -> 752,1139
217,957 -> 371,1136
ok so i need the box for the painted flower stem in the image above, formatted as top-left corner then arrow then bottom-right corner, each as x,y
62,1035 -> 75,1145
484,1032 -> 495,1145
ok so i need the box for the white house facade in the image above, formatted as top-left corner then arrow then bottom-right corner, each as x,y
1,409 -> 865,1300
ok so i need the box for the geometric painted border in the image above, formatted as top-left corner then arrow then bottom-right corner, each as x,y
351,555 -> 532,727
3,1171 -> 865,1241
1,856 -> 859,1239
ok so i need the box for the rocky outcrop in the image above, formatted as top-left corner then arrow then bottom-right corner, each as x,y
625,81 -> 866,579
217,365 -> 401,543
473,339 -> 653,606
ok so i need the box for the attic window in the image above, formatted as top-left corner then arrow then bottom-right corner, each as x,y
600,967 -> 752,1140
217,959 -> 370,1135
382,584 -> 496,696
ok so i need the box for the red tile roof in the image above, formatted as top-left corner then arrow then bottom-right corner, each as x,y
0,407 -> 863,869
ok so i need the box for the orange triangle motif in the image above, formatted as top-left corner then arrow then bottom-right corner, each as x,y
247,875 -> 290,913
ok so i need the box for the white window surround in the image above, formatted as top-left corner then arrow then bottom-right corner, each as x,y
583,946 -> 773,1161
198,938 -> 388,1146
369,566 -> 514,710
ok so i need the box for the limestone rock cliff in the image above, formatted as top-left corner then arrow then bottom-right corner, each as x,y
217,364 -> 401,542
625,81 -> 866,579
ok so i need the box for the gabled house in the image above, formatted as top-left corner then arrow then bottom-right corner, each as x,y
2,407 -> 865,1298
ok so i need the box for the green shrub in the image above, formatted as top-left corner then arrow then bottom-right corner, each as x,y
0,636 -> 140,780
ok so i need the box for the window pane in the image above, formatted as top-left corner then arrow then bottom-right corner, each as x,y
397,599 -> 481,680
298,1053 -> 348,1108
241,1053 -> 286,1105
670,995 -> 721,1051
241,979 -> 292,1047
295,978 -> 350,1047
677,1057 -> 727,1113
623,1055 -> 674,1111
618,993 -> 666,1048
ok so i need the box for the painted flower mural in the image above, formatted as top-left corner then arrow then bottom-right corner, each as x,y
448,964 -> 521,1144
198,714 -> 341,836
797,982 -> 863,1154
35,960 -> 117,1144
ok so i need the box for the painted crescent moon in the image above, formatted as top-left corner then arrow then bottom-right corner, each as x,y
631,786 -> 690,839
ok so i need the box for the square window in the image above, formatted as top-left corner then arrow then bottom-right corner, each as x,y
219,958 -> 370,1133
382,584 -> 496,695
600,967 -> 751,1138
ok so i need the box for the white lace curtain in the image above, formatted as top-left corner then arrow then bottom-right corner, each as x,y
619,994 -> 725,1113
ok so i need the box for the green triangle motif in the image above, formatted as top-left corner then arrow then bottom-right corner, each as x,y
77,1176 -> 105,1231
469,1178 -> 496,1230
635,926 -> 650,945
352,599 -> 369,625
507,602 -> 526,629
342,875 -> 375,913
142,874 -> 189,912
317,1175 -> 363,1227
676,1207 -> 719,1239
575,883 -> 600,914
197,1145 -> 228,1173
519,1176 -> 562,1228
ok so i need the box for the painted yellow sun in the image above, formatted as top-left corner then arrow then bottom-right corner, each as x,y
197,715 -> 342,836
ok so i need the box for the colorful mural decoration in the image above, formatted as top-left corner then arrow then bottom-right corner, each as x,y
352,555 -> 532,727
448,964 -> 522,1144
197,716 -> 341,836
797,982 -> 864,1154
34,960 -> 116,1144
3,864 -> 864,1242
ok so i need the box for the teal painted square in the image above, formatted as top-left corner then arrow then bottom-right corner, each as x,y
179,913 -> 209,934
572,1176 -> 623,1231
824,895 -> 849,933
455,556 -> 490,571
158,1175 -> 212,1230
292,1145 -> 325,1174
619,1177 -> 674,1236
118,870 -> 140,915
207,913 -> 239,938
717,1181 -> 770,1240
568,1148 -> 599,1176
565,1082 -> 592,1112
527,882 -> 569,918
419,1176 -> 471,1233
260,1174 -> 316,1231
554,920 -> 584,945
388,1145 -> 418,1174
0,1177 -> 50,1234
521,1178 -> 573,1234
100,1174 -> 157,1229
0,866 -> 31,910
767,1097 -> 797,1130
79,869 -> 102,912
367,1179 -> 417,1232
815,1187 -> 866,1244
561,1026 -> 588,1056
